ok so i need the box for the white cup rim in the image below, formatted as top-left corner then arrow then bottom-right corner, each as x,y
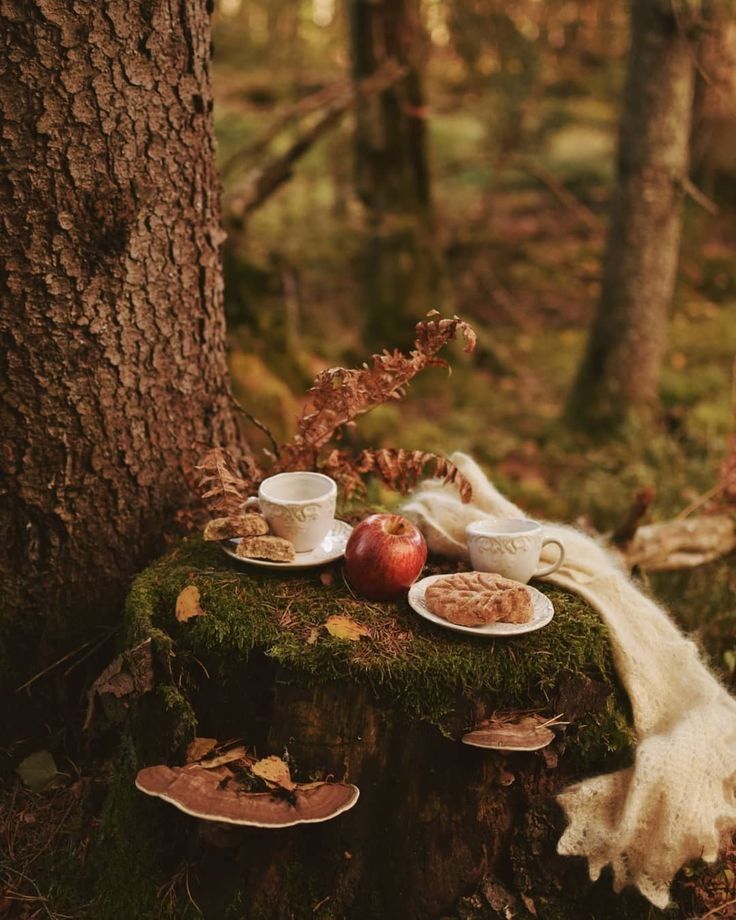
466,518 -> 541,537
259,471 -> 336,505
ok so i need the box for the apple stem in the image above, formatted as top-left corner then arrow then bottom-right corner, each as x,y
386,517 -> 405,535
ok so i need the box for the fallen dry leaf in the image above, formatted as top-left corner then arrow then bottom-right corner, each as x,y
84,639 -> 153,730
16,750 -> 58,793
186,737 -> 218,763
307,627 -> 320,645
251,755 -> 296,791
197,745 -> 249,769
176,585 -> 206,622
325,615 -> 371,641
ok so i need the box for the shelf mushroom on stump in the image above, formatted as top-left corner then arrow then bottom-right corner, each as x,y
135,763 -> 360,828
461,713 -> 566,752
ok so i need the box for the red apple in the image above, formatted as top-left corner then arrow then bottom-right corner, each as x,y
344,513 -> 427,600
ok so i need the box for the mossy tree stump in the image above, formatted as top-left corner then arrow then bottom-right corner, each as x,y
89,538 -> 647,919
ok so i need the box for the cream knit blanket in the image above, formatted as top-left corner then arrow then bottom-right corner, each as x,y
402,453 -> 736,909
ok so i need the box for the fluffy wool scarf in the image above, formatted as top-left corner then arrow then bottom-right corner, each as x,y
402,452 -> 736,909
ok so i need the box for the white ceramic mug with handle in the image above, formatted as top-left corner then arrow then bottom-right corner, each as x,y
246,471 -> 337,553
465,518 -> 565,583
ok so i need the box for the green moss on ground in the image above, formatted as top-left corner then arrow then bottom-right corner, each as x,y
124,537 -> 633,766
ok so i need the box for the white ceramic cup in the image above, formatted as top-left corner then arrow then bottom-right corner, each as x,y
246,472 -> 337,553
465,518 -> 565,583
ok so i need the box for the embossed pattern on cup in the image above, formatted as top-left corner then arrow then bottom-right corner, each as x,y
465,518 -> 565,583
257,472 -> 337,552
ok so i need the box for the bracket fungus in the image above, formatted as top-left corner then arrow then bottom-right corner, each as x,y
461,714 -> 566,752
135,764 -> 359,828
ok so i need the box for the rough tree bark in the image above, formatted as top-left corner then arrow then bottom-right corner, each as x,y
348,0 -> 440,349
0,1 -> 240,695
566,0 -> 697,429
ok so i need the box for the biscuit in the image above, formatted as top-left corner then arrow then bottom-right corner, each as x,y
204,514 -> 269,541
234,535 -> 295,563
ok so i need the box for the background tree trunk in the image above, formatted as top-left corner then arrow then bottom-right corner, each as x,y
690,0 -> 736,203
0,0 -> 239,698
348,0 -> 440,348
566,0 -> 696,430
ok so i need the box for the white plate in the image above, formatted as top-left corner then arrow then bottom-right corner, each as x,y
407,573 -> 554,637
220,520 -> 353,570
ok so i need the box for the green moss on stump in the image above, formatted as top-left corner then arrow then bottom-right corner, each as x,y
124,537 -> 633,767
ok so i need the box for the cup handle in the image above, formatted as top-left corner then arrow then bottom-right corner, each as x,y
243,496 -> 261,512
534,538 -> 565,578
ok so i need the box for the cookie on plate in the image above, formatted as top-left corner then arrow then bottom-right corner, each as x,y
424,571 -> 533,627
204,514 -> 269,542
235,535 -> 295,563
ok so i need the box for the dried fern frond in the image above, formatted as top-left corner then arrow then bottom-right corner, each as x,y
196,447 -> 255,516
320,450 -> 368,500
413,310 -> 476,362
274,312 -> 476,473
321,447 -> 473,503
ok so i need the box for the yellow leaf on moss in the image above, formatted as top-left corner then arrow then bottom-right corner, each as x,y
176,585 -> 206,622
325,615 -> 371,641
251,755 -> 295,790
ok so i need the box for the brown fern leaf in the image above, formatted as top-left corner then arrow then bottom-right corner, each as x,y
413,310 -> 477,360
196,447 -> 255,516
320,449 -> 369,501
275,313 -> 476,473
321,448 -> 473,503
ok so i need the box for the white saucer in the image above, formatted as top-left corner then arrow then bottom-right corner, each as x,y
220,520 -> 353,570
407,573 -> 554,637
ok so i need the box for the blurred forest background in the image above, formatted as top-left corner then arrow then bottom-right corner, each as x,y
210,1 -> 735,671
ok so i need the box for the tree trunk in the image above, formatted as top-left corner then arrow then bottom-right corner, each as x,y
566,0 -> 696,430
691,0 -> 736,202
348,0 -> 440,349
0,1 -> 240,695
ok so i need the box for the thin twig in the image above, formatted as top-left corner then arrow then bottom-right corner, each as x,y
517,158 -> 603,235
220,81 -> 346,179
63,632 -> 116,677
224,60 -> 407,219
682,175 -> 719,215
228,392 -> 280,460
184,865 -> 203,916
15,639 -> 96,693
699,898 -> 736,919
0,865 -> 65,919
25,795 -> 78,870
675,481 -> 725,520
539,714 -> 570,728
